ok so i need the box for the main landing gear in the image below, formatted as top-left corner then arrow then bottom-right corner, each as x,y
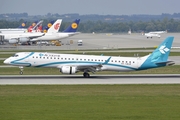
19,66 -> 24,75
83,72 -> 90,78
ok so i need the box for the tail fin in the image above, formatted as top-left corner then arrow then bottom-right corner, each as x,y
18,21 -> 27,28
27,20 -> 39,32
47,19 -> 62,33
63,19 -> 80,32
43,20 -> 55,33
27,20 -> 43,32
32,20 -> 43,32
140,37 -> 174,69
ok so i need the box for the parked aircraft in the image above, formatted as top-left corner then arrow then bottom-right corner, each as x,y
144,33 -> 161,38
0,21 -> 27,33
149,31 -> 167,34
0,19 -> 62,44
4,36 -> 174,77
30,19 -> 80,41
144,30 -> 166,38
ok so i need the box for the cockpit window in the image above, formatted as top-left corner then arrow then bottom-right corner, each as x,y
12,54 -> 19,57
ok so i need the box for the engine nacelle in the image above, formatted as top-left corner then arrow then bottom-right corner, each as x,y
60,66 -> 77,74
9,38 -> 18,44
19,37 -> 30,43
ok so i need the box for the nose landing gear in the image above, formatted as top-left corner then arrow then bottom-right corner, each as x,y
19,66 -> 24,75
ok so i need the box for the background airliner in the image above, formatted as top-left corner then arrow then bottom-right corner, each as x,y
30,19 -> 80,42
4,37 -> 174,77
0,21 -> 27,33
144,30 -> 167,38
0,19 -> 62,44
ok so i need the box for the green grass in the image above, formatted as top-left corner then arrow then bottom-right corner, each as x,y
0,85 -> 180,120
0,65 -> 180,75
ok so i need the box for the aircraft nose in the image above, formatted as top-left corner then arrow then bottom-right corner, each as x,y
3,59 -> 9,64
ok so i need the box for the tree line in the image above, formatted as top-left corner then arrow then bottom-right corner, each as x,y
1,18 -> 180,33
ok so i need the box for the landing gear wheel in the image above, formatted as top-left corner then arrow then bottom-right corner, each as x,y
19,66 -> 24,75
20,71 -> 23,75
83,72 -> 90,78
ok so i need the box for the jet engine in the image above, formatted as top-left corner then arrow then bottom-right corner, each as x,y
9,37 -> 30,44
60,66 -> 77,74
9,38 -> 18,44
18,37 -> 30,43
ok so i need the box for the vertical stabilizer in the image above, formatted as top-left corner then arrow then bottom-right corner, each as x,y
18,21 -> 27,28
63,19 -> 80,32
47,19 -> 62,33
139,36 -> 174,69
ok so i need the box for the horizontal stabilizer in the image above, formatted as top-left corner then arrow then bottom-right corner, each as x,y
155,61 -> 175,66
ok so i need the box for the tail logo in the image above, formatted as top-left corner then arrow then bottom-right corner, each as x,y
32,23 -> 36,27
39,53 -> 44,57
43,29 -> 47,33
159,45 -> 169,54
54,23 -> 60,30
48,23 -> 52,28
71,23 -> 78,29
22,23 -> 26,27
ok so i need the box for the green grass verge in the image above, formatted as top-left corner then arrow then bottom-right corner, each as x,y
0,65 -> 180,75
0,85 -> 180,120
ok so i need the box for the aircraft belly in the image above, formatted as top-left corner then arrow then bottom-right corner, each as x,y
38,35 -> 59,41
102,65 -> 134,72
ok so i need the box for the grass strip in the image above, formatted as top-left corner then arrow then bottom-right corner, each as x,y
0,85 -> 180,120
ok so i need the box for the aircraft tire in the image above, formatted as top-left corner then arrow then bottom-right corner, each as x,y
20,71 -> 23,75
83,72 -> 90,78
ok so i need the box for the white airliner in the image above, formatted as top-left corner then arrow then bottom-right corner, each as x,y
0,19 -> 62,44
149,31 -> 166,34
4,37 -> 175,77
30,19 -> 80,42
0,21 -> 27,33
144,33 -> 161,38
144,31 -> 166,38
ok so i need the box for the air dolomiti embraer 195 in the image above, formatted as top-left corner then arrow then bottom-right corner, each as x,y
4,37 -> 175,77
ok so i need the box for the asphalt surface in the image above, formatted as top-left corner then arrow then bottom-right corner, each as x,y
0,74 -> 180,85
1,33 -> 180,50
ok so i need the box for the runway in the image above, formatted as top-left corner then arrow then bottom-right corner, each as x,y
0,74 -> 180,85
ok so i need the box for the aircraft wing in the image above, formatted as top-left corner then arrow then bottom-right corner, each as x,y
76,63 -> 103,73
57,57 -> 111,73
28,33 -> 45,39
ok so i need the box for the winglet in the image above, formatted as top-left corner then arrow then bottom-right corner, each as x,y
103,57 -> 111,64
